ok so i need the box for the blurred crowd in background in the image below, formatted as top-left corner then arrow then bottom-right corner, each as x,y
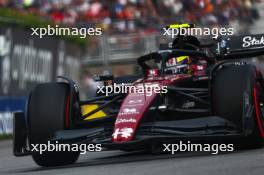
0,0 -> 262,34
0,0 -> 264,134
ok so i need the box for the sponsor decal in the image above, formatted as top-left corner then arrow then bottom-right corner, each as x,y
0,27 -> 81,96
115,118 -> 136,124
128,99 -> 143,104
243,36 -> 264,48
112,127 -> 134,139
119,108 -> 139,115
197,65 -> 204,70
124,108 -> 137,113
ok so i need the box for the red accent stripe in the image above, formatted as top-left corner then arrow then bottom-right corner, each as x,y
253,87 -> 264,138
65,95 -> 70,128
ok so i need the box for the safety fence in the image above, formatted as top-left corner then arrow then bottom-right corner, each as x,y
0,26 -> 82,135
83,33 -> 162,65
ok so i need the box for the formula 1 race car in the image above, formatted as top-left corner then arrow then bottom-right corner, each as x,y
13,34 -> 264,167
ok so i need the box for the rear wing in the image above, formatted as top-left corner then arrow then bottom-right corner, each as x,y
215,34 -> 264,60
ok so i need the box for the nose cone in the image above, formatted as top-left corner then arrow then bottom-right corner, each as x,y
112,83 -> 160,143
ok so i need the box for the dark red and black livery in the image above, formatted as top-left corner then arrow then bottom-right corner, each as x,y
13,34 -> 264,167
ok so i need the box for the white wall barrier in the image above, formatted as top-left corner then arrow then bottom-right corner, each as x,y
0,112 -> 13,135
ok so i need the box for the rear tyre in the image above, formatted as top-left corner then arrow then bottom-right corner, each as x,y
28,83 -> 79,167
212,63 -> 264,148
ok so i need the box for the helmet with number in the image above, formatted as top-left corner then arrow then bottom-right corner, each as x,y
165,35 -> 200,74
165,56 -> 190,74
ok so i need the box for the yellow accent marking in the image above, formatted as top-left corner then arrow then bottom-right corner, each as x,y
169,24 -> 191,29
82,105 -> 107,120
176,56 -> 189,63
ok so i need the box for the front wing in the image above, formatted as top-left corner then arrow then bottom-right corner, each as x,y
13,112 -> 251,156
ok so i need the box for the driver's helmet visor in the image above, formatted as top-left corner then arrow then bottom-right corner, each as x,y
166,56 -> 190,67
164,56 -> 190,74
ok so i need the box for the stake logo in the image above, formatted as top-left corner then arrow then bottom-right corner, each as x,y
242,36 -> 264,48
115,118 -> 137,124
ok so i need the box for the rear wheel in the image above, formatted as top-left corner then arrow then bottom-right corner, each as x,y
212,63 -> 264,148
28,83 -> 79,167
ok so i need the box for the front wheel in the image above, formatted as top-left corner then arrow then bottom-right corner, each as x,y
28,83 -> 79,167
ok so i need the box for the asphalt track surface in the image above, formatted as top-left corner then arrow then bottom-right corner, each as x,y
0,140 -> 264,175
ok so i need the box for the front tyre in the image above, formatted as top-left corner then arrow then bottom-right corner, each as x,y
28,83 -> 79,167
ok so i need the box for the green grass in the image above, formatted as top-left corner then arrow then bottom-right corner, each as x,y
0,8 -> 86,47
0,134 -> 13,140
